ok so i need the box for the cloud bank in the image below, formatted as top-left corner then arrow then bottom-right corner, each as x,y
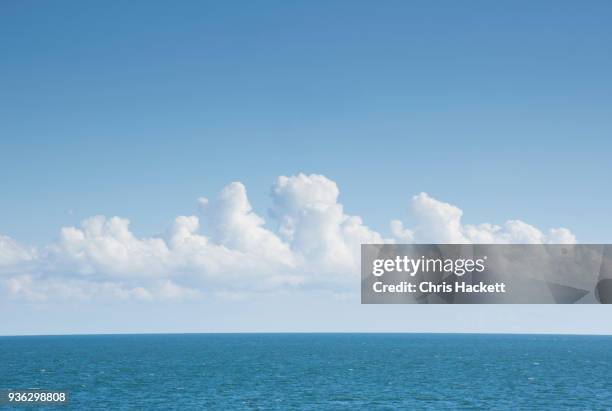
0,174 -> 576,302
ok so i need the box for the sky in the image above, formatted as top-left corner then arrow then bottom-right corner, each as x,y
1,0 -> 611,335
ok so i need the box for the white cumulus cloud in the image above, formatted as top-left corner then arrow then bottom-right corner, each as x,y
396,192 -> 577,245
0,235 -> 36,269
271,174 -> 384,276
0,174 -> 576,302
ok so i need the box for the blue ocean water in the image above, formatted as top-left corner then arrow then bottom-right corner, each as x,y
1,333 -> 611,409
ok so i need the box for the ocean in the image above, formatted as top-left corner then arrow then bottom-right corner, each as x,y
1,333 -> 611,409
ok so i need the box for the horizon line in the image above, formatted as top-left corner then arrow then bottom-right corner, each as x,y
2,331 -> 612,338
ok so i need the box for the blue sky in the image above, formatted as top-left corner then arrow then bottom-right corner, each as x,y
1,1 -> 611,334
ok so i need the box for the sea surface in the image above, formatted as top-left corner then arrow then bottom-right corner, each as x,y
1,333 -> 611,409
